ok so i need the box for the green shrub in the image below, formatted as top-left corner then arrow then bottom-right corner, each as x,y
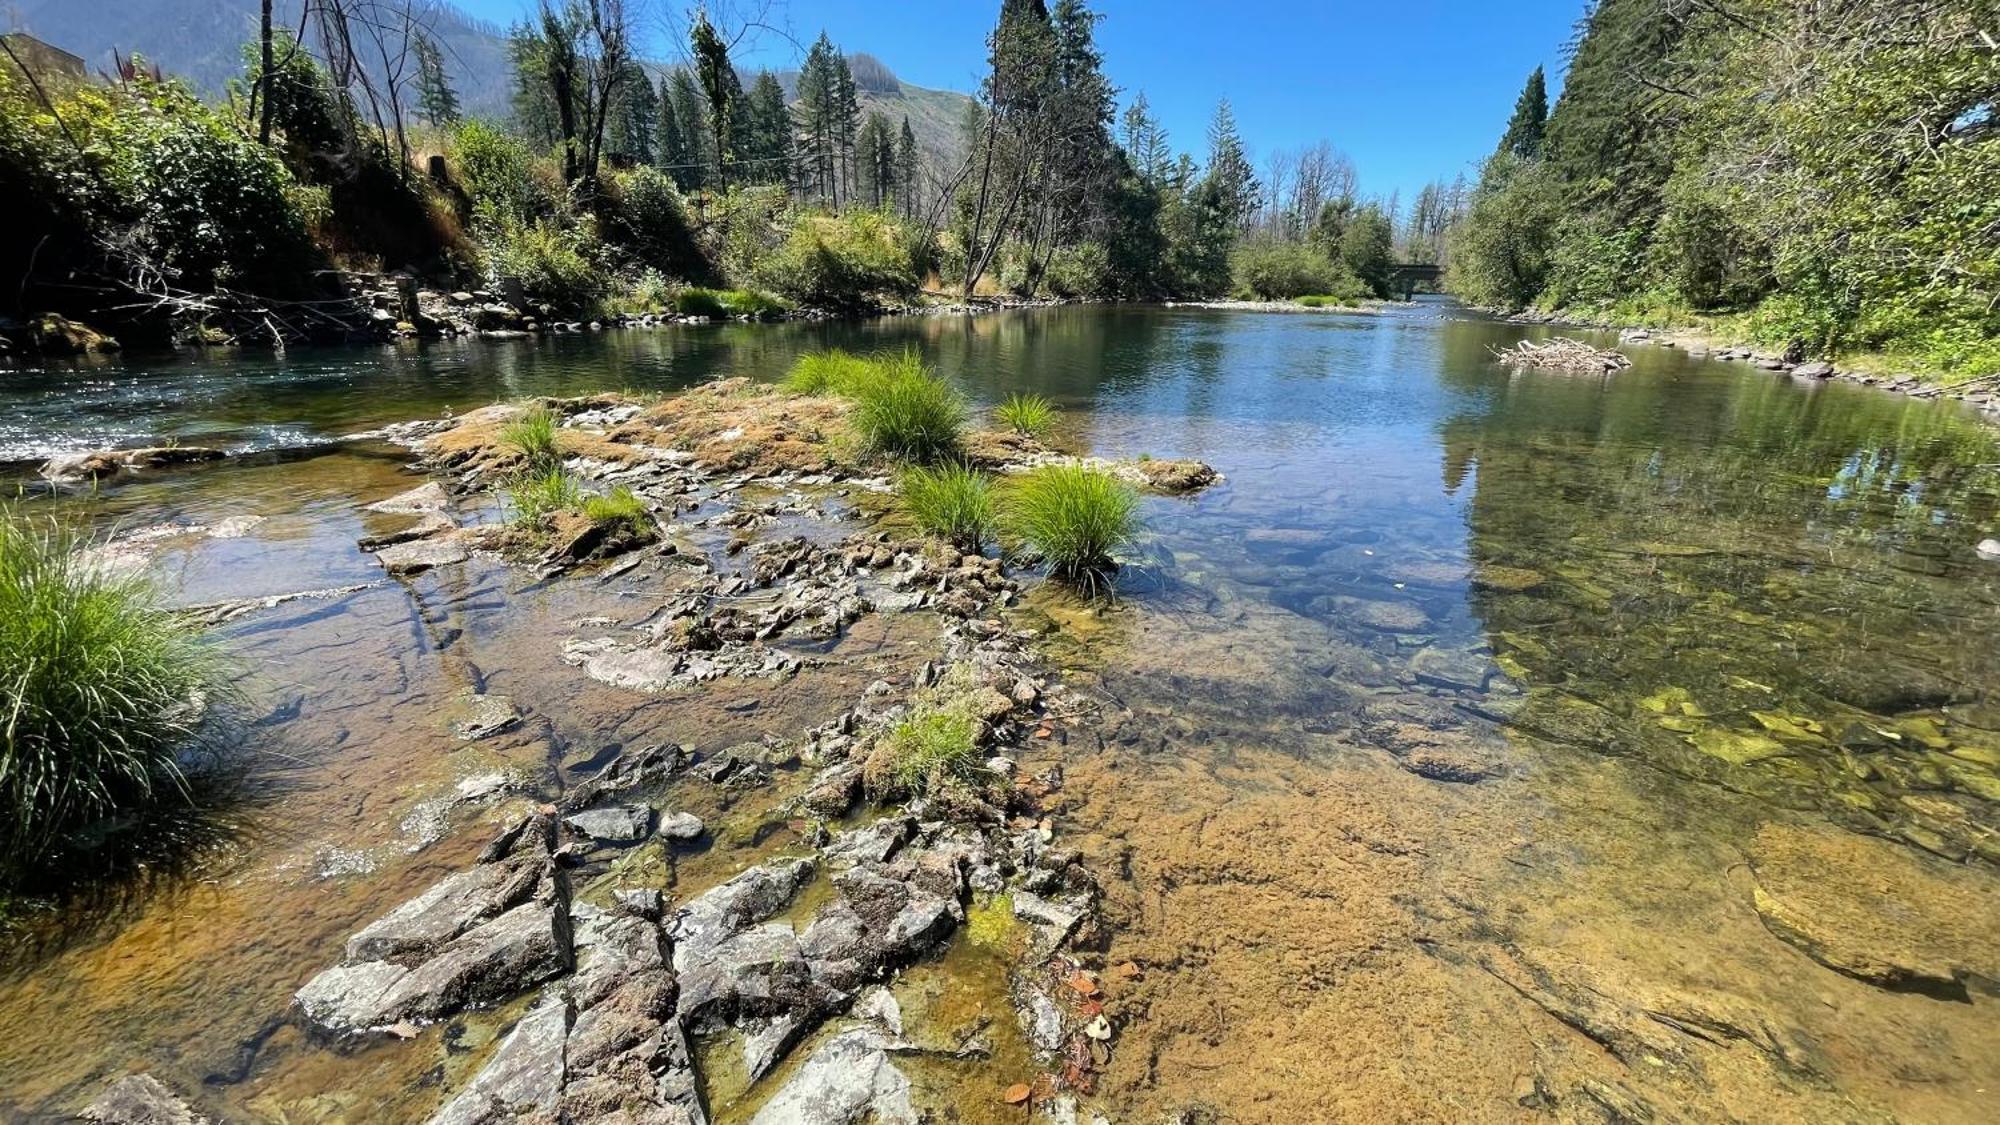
502,405 -> 561,471
1043,241 -> 1110,297
847,352 -> 965,461
1231,238 -> 1353,300
880,706 -> 982,794
451,118 -> 550,226
507,466 -> 581,525
900,463 -> 996,550
755,210 -> 919,312
493,219 -> 607,311
672,287 -> 728,317
1003,464 -> 1139,583
581,486 -> 650,535
721,289 -> 789,319
0,513 -> 229,888
784,349 -> 879,395
599,165 -> 705,279
995,392 -> 1058,439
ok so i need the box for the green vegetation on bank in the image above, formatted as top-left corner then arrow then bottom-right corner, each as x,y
1449,1 -> 1999,374
834,351 -> 967,461
0,513 -> 228,891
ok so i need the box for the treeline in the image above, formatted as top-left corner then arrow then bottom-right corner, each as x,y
0,0 -> 1447,347
1449,0 -> 2000,372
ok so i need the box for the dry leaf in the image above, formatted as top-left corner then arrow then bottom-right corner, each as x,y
1065,972 -> 1100,997
1002,1083 -> 1032,1105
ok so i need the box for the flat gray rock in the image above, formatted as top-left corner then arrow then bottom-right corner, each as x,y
367,481 -> 452,513
656,811 -> 705,841
80,1074 -> 209,1125
565,804 -> 653,844
375,535 -> 471,576
748,1026 -> 917,1125
426,999 -> 570,1125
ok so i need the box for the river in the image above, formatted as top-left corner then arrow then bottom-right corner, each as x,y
3,300 -> 1998,1121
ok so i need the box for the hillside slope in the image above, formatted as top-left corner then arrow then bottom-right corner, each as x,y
5,0 -> 969,173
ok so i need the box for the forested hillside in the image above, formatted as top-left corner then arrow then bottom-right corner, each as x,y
1450,0 -> 1999,374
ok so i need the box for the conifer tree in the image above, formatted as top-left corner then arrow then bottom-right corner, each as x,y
895,116 -> 920,216
1204,100 -> 1258,231
414,33 -> 460,126
657,75 -> 695,187
1496,66 -> 1548,159
668,69 -> 710,189
689,10 -> 740,187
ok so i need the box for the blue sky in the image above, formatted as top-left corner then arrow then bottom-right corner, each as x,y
458,0 -> 1583,205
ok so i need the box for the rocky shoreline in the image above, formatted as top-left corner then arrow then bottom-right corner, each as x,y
67,379 -> 1215,1122
1503,311 -> 2000,418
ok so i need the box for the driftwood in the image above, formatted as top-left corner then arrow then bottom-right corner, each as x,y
1492,336 -> 1632,374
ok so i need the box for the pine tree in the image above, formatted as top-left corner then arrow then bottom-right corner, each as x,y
668,69 -> 711,190
740,71 -> 791,187
611,62 -> 658,165
796,33 -> 840,204
689,10 -> 740,188
856,111 -> 898,208
657,75 -> 695,186
1204,100 -> 1258,231
832,52 -> 862,204
1497,66 -> 1548,159
414,33 -> 460,126
895,116 -> 920,216
1122,92 -> 1170,184
508,23 -> 560,147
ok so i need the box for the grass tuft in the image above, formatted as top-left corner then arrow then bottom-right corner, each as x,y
881,706 -> 982,794
501,405 -> 561,473
581,485 -> 651,535
995,392 -> 1058,438
1296,294 -> 1356,308
672,287 -> 728,318
1002,464 -> 1140,584
900,463 -> 996,550
784,348 -> 879,396
507,466 -> 582,526
0,512 -> 229,888
846,350 -> 965,461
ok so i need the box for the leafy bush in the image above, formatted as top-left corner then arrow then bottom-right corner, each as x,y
672,287 -> 728,317
581,486 -> 651,535
1043,241 -> 1110,298
1230,238 -> 1350,300
995,392 -> 1058,438
502,405 -> 561,471
846,351 -> 966,461
451,118 -> 551,226
900,463 -> 996,550
785,348 -> 878,395
721,289 -> 789,319
608,268 -> 674,315
492,218 -> 607,311
755,210 -> 919,312
0,513 -> 228,887
507,466 -> 581,525
599,165 -> 705,279
1002,464 -> 1139,583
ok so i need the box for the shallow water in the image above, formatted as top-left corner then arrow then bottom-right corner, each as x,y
4,301 -> 1999,1121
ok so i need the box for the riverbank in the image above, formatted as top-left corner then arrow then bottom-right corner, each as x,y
1503,309 -> 2000,419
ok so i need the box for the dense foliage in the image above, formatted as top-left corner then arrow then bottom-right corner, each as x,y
1449,0 -> 2000,373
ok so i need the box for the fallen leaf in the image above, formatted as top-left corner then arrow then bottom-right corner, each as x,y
1078,999 -> 1104,1017
1002,1083 -> 1032,1105
1112,961 -> 1142,980
1065,972 -> 1100,997
385,1021 -> 422,1040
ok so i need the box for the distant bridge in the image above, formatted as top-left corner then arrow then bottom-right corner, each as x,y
1387,262 -> 1443,301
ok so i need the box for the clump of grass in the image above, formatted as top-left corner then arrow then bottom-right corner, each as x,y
847,350 -> 965,461
501,404 -> 561,472
900,463 -> 995,550
0,513 -> 229,888
785,348 -> 879,396
995,392 -> 1058,439
507,466 -> 582,526
581,485 -> 651,535
721,289 -> 789,320
1296,294 -> 1354,308
1003,464 -> 1140,584
880,706 -> 982,793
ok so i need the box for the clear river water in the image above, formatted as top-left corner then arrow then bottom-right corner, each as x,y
3,300 -> 1998,1122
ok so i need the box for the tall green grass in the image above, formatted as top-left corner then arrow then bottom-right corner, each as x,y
507,466 -> 582,525
1003,464 -> 1140,584
785,348 -> 880,396
900,463 -> 996,550
501,405 -> 561,472
847,351 -> 965,461
581,485 -> 651,535
995,392 -> 1058,439
0,514 -> 228,887
879,706 -> 982,794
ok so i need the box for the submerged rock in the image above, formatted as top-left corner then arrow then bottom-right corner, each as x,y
297,816 -> 573,1035
1747,822 -> 2000,999
80,1074 -> 208,1125
366,481 -> 453,514
565,804 -> 653,844
374,534 -> 472,576
41,446 -> 226,483
427,999 -> 570,1125
748,1026 -> 918,1125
